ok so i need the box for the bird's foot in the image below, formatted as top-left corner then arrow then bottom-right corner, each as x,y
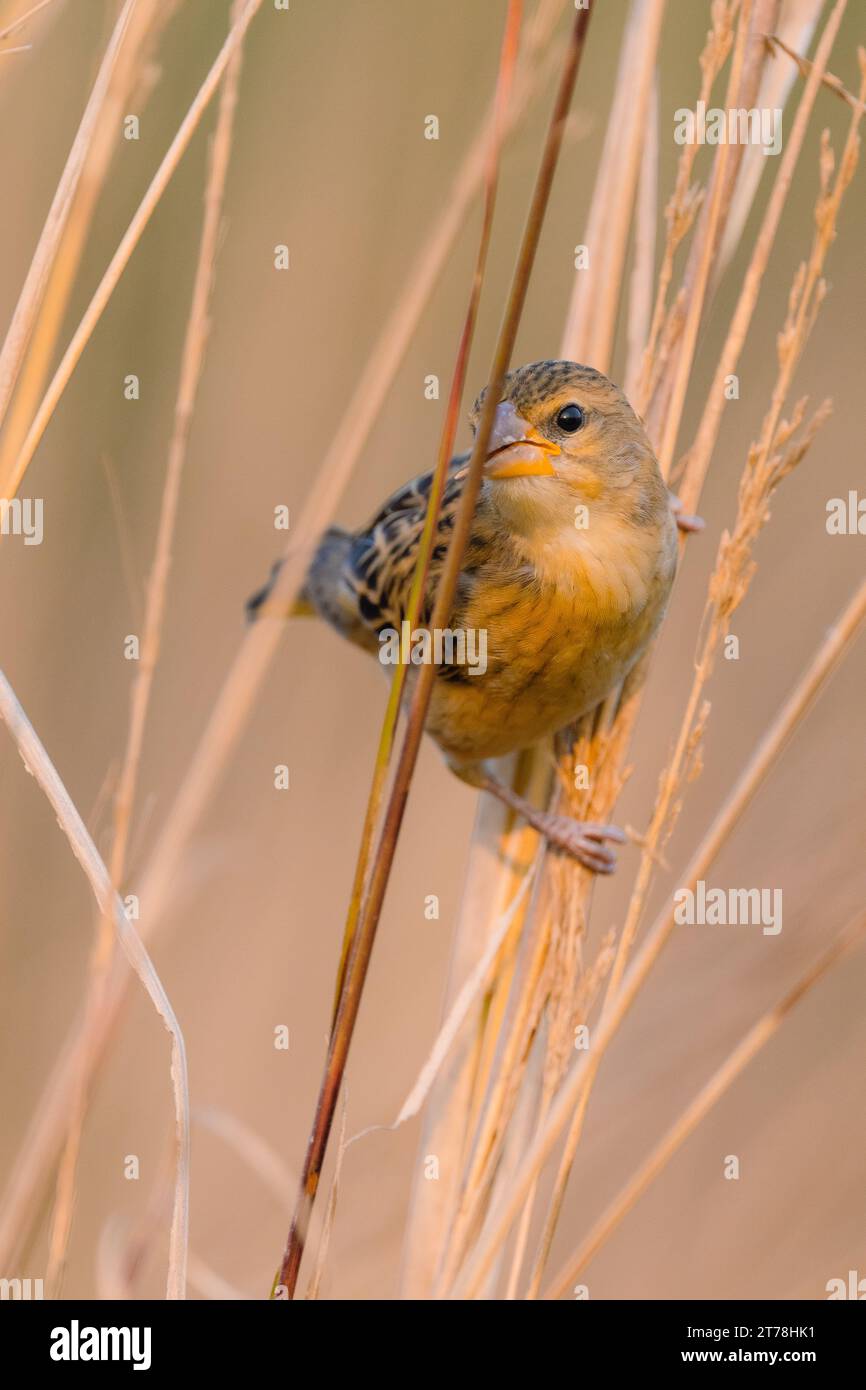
532,812 -> 625,873
454,762 -> 627,875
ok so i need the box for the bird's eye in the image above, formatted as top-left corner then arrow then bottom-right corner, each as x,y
555,403 -> 585,433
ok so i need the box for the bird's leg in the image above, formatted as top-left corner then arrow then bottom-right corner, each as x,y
669,491 -> 705,535
452,761 -> 625,874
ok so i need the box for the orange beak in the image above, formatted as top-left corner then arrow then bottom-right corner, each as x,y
483,401 -> 559,479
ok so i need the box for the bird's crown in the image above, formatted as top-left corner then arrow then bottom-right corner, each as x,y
472,359 -> 629,422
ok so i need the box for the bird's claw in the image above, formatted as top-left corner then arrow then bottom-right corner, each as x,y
540,816 -> 626,873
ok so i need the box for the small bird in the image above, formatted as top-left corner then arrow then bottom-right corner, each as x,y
249,360 -> 698,872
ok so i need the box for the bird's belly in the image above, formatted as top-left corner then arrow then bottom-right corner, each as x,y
424,580 -> 667,763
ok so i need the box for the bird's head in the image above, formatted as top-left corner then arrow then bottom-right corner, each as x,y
469,360 -> 664,530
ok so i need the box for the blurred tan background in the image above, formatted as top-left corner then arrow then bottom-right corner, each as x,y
0,0 -> 864,1299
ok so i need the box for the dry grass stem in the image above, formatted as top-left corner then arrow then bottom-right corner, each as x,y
561,0 -> 666,367
329,0 -> 523,1019
638,0 -> 739,419
767,28 -> 866,108
0,0 -> 139,454
0,0 -> 57,44
714,0 -> 822,274
400,755 -> 547,1294
395,858 -> 539,1128
543,911 -> 866,1299
305,1091 -> 349,1301
276,0 -> 597,1298
656,0 -> 754,476
0,669 -> 189,1299
624,71 -> 658,398
0,0 -> 176,488
678,0 -> 851,512
4,0 -> 264,504
43,0 -> 248,1294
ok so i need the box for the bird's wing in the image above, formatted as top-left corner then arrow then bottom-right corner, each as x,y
306,453 -> 471,654
348,451 -> 470,632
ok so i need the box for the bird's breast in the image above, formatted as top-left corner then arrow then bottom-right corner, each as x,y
426,512 -> 676,762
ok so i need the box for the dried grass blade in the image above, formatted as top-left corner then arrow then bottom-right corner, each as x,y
0,0 -> 139,448
43,4 -> 248,1294
0,670 -> 190,1300
542,911 -> 866,1299
2,0 -> 264,505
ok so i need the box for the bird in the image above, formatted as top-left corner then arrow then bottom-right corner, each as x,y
248,360 -> 700,873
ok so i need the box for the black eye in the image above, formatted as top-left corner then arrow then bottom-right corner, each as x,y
555,403 -> 584,433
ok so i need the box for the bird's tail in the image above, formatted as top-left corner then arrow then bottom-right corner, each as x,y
245,555 -> 315,623
245,527 -> 351,625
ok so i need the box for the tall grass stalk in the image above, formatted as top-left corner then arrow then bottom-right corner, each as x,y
0,671 -> 189,1300
275,0 -> 593,1299
43,0 -> 248,1297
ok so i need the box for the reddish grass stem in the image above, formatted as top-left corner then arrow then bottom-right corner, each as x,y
329,1 -> 523,1022
274,0 -> 595,1300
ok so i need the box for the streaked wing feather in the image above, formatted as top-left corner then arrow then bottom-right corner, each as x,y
345,453 -> 469,635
